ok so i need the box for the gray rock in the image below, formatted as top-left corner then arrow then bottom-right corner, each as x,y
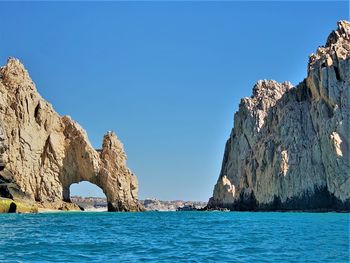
208,20 -> 350,211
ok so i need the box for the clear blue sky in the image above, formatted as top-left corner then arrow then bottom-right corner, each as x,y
0,1 -> 348,201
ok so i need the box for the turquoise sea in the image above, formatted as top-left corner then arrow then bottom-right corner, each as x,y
0,212 -> 348,262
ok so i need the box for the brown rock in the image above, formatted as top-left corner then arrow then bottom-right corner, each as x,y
0,57 -> 143,212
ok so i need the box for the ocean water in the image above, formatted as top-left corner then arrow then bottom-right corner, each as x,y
0,212 -> 348,262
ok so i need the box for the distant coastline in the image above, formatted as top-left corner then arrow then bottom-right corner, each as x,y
71,196 -> 207,212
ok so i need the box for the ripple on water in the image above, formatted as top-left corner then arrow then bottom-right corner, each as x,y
0,212 -> 348,262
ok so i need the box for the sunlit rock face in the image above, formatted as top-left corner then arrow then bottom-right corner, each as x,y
0,58 -> 143,212
208,21 -> 350,211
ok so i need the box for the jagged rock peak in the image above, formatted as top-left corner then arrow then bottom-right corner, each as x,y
309,20 -> 350,68
0,57 -> 33,88
101,131 -> 127,166
0,57 -> 143,212
103,131 -> 125,152
238,80 -> 293,132
246,80 -> 293,110
208,20 -> 350,212
326,20 -> 350,47
251,80 -> 293,100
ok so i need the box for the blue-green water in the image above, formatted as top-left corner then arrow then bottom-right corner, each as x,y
0,212 -> 348,262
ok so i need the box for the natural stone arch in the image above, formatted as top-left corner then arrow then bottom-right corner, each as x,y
0,58 -> 143,212
59,121 -> 141,211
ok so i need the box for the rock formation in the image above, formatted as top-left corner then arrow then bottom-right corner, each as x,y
0,58 -> 143,212
208,20 -> 350,211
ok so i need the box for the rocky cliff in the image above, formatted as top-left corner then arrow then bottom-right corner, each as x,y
208,20 -> 350,211
0,58 -> 143,212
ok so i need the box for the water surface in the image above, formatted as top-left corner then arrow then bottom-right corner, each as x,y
0,212 -> 348,262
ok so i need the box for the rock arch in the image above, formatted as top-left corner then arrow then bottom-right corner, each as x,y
0,58 -> 143,212
58,120 -> 141,211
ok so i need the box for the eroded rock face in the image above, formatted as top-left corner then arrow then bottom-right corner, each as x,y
208,20 -> 350,211
0,58 -> 143,211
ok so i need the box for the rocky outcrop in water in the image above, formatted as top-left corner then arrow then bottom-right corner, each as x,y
0,58 -> 143,212
208,20 -> 350,211
140,199 -> 207,211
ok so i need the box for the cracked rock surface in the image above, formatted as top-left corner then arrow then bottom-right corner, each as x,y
208,21 -> 350,211
0,58 -> 143,212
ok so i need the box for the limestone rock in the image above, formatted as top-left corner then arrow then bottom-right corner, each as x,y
208,20 -> 350,211
0,57 -> 144,212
